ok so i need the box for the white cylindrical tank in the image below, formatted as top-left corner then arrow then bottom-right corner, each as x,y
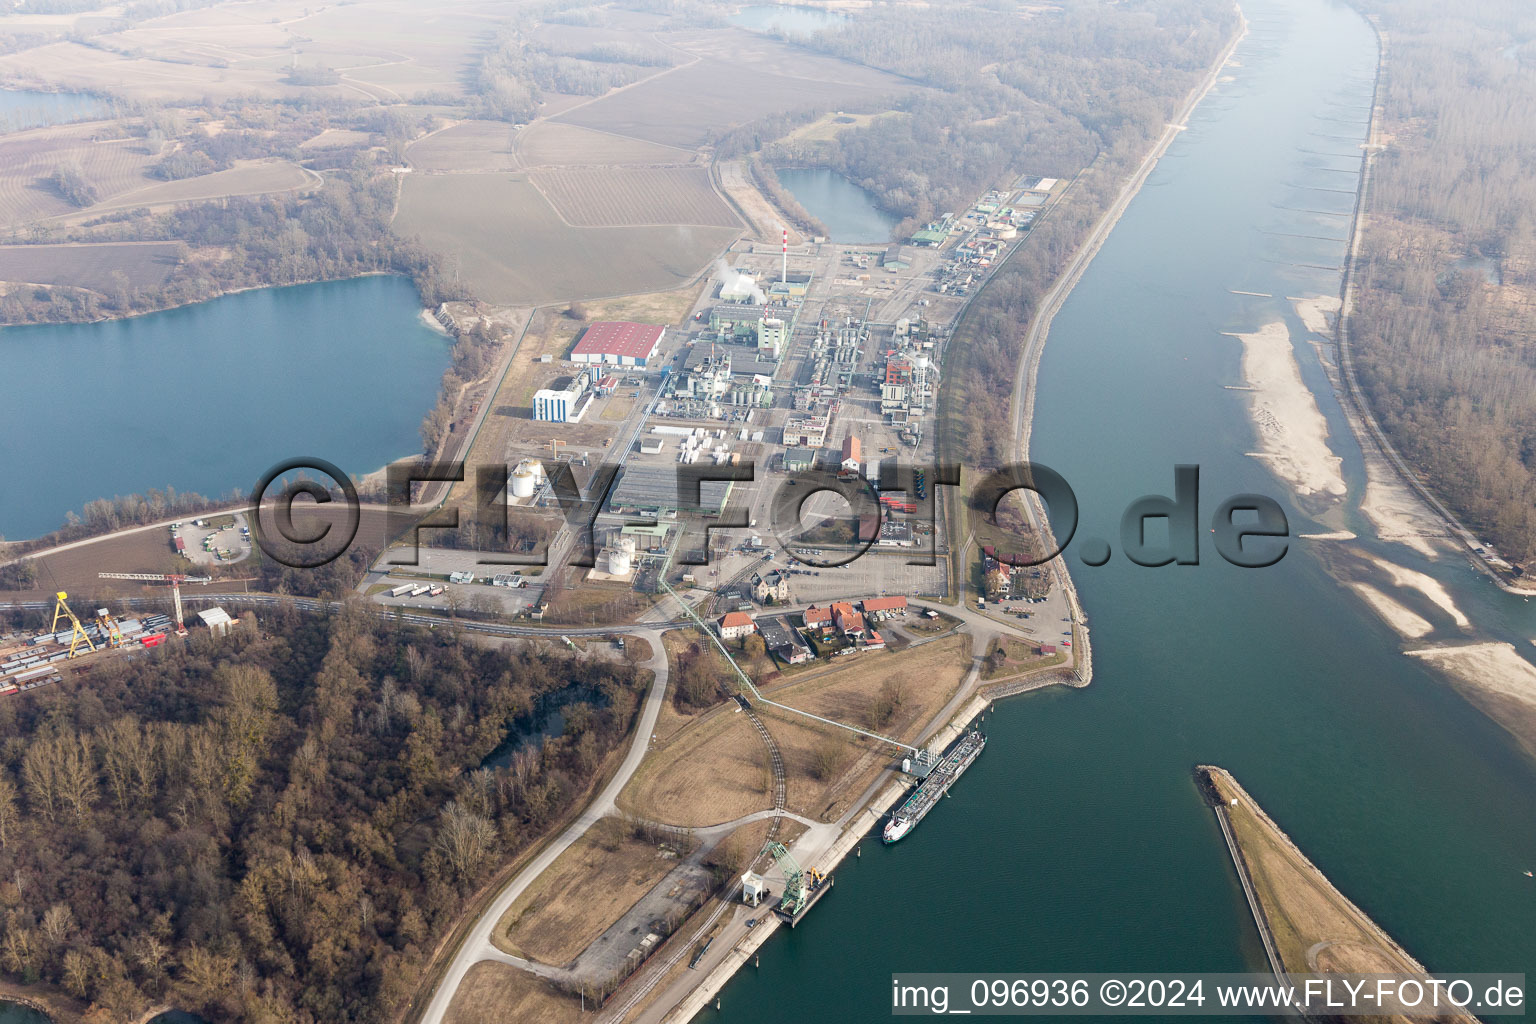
608,547 -> 632,576
902,757 -> 912,774
619,536 -> 637,557
510,467 -> 536,498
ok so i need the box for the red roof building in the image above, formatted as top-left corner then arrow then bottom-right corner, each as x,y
802,605 -> 833,631
862,596 -> 908,614
719,611 -> 756,640
570,321 -> 666,367
831,601 -> 865,637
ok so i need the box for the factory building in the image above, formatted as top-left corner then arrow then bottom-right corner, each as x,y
533,372 -> 594,423
709,305 -> 768,339
609,463 -> 733,516
570,321 -> 666,367
757,316 -> 788,359
768,271 -> 813,301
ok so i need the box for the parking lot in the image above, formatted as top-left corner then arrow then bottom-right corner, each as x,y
177,513 -> 252,567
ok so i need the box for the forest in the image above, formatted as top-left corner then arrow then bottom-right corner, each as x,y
0,600 -> 650,1022
748,0 -> 1236,238
1347,0 -> 1536,568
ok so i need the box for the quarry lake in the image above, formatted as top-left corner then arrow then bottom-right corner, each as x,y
0,275 -> 449,540
730,5 -> 846,34
719,0 -> 1536,1020
0,89 -> 114,130
775,167 -> 899,244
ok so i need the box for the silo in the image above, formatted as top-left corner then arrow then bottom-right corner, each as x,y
510,465 -> 536,498
608,547 -> 632,576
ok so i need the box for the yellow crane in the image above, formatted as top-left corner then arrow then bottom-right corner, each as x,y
94,606 -> 126,648
49,591 -> 96,658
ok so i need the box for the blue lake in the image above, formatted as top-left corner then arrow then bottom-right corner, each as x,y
0,89 -> 113,131
775,167 -> 898,244
0,276 -> 450,540
730,4 -> 846,34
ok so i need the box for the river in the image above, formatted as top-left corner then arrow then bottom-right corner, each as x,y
0,276 -> 450,541
713,0 -> 1536,1020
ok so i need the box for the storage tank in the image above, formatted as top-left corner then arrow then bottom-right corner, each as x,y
510,465 -> 536,498
619,536 -> 637,558
608,547 -> 632,576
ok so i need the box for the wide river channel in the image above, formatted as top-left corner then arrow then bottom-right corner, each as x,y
717,0 -> 1536,1020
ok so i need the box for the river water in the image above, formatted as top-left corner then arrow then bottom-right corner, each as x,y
715,0 -> 1536,1020
0,276 -> 449,540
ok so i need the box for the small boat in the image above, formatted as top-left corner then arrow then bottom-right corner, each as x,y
1524,870 -> 1532,878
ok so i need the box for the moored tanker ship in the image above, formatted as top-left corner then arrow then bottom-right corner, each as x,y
882,729 -> 986,843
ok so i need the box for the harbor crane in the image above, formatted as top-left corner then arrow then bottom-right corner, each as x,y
49,592 -> 96,658
97,572 -> 212,635
764,841 -> 825,918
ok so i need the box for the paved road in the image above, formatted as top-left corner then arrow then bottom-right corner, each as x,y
417,628 -> 670,1024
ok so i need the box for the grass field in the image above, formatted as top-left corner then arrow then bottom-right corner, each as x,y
1207,767 -> 1470,1021
515,123 -> 692,168
0,242 -> 182,291
393,173 -> 737,305
494,818 -> 682,965
760,634 -> 974,820
617,700 -> 772,827
443,962 -> 582,1024
408,121 -> 520,173
529,166 -> 738,228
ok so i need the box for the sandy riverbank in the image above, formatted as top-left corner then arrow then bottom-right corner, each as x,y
1348,581 -> 1431,638
1225,320 -> 1347,500
1407,643 -> 1536,757
1289,293 -> 1341,336
1366,554 -> 1470,629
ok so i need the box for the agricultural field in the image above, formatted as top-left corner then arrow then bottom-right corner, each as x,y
393,172 -> 737,305
515,123 -> 692,168
0,0 -> 502,103
407,121 -> 520,173
529,166 -> 739,228
299,128 -> 374,151
55,159 -> 316,222
0,242 -> 182,291
0,123 -> 156,230
552,39 -> 907,149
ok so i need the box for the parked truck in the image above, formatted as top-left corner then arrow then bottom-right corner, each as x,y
389,584 -> 413,598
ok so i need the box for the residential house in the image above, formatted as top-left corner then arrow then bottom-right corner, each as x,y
719,611 -> 756,641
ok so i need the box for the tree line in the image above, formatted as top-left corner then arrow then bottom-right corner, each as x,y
0,599 -> 650,1022
1348,0 -> 1536,568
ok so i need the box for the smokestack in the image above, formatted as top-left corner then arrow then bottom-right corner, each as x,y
781,227 -> 788,284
